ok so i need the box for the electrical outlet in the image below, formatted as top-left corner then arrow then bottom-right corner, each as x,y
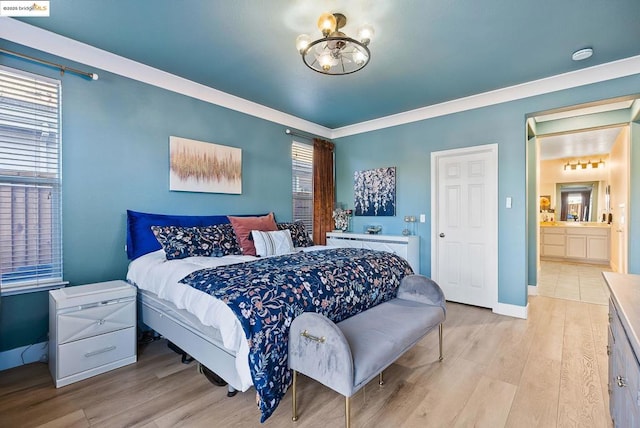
419,214 -> 426,223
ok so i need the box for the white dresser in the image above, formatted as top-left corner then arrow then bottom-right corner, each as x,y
326,232 -> 420,274
49,280 -> 137,387
603,272 -> 640,427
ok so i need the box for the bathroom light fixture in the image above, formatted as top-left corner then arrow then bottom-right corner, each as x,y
296,12 -> 373,75
572,47 -> 593,61
563,159 -> 605,171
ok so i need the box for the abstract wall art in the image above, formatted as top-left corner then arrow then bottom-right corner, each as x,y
354,167 -> 396,216
169,136 -> 242,194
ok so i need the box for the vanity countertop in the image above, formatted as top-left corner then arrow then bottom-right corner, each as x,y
540,222 -> 611,228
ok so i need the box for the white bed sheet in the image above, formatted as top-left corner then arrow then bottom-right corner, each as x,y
127,246 -> 327,391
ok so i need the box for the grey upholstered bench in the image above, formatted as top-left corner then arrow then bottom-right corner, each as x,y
288,274 -> 446,428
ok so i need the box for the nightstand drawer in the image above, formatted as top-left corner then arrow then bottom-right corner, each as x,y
57,327 -> 135,379
58,299 -> 135,344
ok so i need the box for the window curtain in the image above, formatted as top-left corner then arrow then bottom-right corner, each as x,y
580,190 -> 591,221
312,138 -> 335,245
560,192 -> 569,221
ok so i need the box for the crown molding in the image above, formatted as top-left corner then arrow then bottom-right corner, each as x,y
0,18 -> 332,139
2,18 -> 639,141
331,55 -> 640,138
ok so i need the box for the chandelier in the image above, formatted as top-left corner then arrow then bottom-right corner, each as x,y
295,12 -> 374,75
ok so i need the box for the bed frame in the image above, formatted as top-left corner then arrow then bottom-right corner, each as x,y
137,288 -> 242,394
126,210 -> 271,395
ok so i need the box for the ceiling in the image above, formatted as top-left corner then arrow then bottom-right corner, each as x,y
538,126 -> 624,160
11,0 -> 640,130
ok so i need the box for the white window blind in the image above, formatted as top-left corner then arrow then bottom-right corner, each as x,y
291,141 -> 313,234
0,66 -> 63,295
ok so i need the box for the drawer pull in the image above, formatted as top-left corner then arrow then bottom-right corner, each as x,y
301,330 -> 325,343
616,375 -> 627,388
85,346 -> 116,358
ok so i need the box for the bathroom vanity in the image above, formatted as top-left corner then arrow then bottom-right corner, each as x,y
540,222 -> 610,265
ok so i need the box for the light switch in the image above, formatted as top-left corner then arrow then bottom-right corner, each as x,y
506,197 -> 512,209
419,214 -> 426,223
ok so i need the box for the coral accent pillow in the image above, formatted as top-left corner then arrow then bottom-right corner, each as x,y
228,213 -> 277,256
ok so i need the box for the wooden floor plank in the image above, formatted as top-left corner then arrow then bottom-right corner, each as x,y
34,409 -> 89,428
505,353 -> 562,427
453,375 -> 517,428
557,300 -> 608,427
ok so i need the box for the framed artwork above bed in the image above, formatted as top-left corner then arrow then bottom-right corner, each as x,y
169,136 -> 242,194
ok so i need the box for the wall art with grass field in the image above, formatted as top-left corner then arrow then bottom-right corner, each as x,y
169,136 -> 242,194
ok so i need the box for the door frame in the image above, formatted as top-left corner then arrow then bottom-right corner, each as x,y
430,143 -> 499,310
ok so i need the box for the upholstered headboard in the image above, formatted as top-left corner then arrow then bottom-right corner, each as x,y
125,210 -> 266,260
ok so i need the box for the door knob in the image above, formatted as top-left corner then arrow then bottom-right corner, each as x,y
439,233 -> 445,238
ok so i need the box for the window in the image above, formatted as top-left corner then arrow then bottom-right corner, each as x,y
291,141 -> 313,234
0,66 -> 63,295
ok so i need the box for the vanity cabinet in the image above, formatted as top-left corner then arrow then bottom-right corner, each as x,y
603,273 -> 640,427
326,232 -> 419,274
541,227 -> 565,257
565,234 -> 587,258
540,225 -> 610,264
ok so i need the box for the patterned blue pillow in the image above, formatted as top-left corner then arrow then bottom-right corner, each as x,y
210,223 -> 243,256
151,224 -> 242,260
277,221 -> 313,247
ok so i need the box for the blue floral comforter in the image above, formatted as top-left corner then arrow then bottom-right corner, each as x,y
179,247 -> 413,422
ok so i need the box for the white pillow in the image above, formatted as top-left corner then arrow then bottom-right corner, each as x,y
251,229 -> 295,257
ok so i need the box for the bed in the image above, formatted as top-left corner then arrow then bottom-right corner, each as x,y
125,210 -> 414,422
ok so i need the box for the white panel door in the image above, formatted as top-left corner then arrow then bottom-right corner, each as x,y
432,144 -> 497,309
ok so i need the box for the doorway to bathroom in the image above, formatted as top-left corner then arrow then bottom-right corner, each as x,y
527,95 -> 638,303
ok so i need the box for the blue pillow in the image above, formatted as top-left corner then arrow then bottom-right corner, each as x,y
126,210 -> 268,260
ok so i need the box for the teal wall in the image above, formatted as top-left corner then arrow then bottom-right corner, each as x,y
2,38 -> 640,354
334,74 -> 640,309
0,42 -> 297,352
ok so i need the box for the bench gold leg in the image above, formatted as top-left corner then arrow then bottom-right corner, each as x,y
379,371 -> 384,385
292,370 -> 298,422
439,323 -> 444,362
345,396 -> 351,428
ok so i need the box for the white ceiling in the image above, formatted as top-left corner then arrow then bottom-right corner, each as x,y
538,126 -> 624,160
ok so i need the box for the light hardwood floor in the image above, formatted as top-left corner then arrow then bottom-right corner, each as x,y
0,295 -> 612,428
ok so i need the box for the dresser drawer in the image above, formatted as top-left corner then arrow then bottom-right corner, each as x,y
57,299 -> 135,344
57,327 -> 135,379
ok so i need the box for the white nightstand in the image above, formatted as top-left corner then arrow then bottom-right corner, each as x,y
49,280 -> 137,388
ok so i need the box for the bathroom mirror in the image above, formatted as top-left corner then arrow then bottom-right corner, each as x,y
555,181 -> 603,222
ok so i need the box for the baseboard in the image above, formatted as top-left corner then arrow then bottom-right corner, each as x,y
528,285 -> 539,296
0,341 -> 48,372
493,302 -> 528,319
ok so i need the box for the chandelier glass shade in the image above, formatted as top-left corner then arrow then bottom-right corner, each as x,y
296,13 -> 373,75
